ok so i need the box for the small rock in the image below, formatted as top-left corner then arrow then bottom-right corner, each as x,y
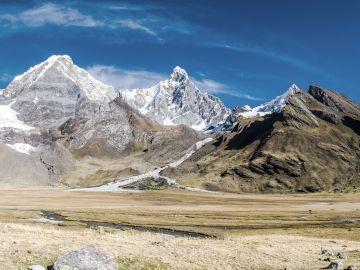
152,240 -> 168,248
326,261 -> 344,270
337,252 -> 348,260
346,266 -> 357,270
27,265 -> 46,270
322,248 -> 334,256
53,245 -> 116,270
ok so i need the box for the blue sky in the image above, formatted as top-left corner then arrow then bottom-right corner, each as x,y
0,0 -> 359,108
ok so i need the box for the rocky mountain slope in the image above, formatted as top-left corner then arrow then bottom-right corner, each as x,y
0,55 -> 202,186
162,85 -> 360,193
121,66 -> 230,131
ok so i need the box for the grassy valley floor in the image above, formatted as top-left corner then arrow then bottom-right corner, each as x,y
0,187 -> 359,269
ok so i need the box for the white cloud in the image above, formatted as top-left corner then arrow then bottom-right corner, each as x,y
0,3 -> 192,42
112,19 -> 158,37
87,65 -> 168,90
0,73 -> 12,83
0,3 -> 102,27
193,78 -> 262,100
87,65 -> 261,101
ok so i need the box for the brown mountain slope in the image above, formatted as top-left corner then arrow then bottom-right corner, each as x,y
162,86 -> 360,193
55,97 -> 204,187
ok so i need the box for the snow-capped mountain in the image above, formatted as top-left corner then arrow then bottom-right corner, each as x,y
0,55 -> 201,186
240,84 -> 302,117
2,55 -> 117,128
4,55 -> 116,102
221,84 -> 302,130
121,66 -> 230,131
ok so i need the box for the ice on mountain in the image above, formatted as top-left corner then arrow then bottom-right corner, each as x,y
0,100 -> 33,131
6,143 -> 35,155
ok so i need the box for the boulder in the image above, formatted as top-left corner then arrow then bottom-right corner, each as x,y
53,245 -> 116,270
326,261 -> 344,270
27,266 -> 46,270
321,248 -> 334,256
346,266 -> 357,270
337,252 -> 348,260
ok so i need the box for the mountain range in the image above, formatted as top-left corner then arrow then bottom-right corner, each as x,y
0,55 -> 359,193
121,66 -> 230,131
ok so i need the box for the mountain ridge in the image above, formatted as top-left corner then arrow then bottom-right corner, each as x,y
0,55 -> 203,187
0,55 -> 359,193
161,85 -> 360,193
121,66 -> 230,131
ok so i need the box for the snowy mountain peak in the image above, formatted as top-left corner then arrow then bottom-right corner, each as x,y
287,84 -> 301,95
171,66 -> 189,82
121,67 -> 230,131
255,84 -> 302,113
11,55 -> 73,83
3,55 -> 116,102
43,54 -> 73,65
224,84 -> 303,122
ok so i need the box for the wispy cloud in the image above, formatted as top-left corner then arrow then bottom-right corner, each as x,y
87,65 -> 168,90
87,65 -> 260,101
0,3 -> 102,28
0,2 -> 191,41
111,19 -> 159,38
0,73 -> 12,83
210,42 -> 329,78
192,78 -> 262,100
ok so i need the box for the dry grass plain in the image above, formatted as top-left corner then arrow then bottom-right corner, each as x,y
0,187 -> 359,269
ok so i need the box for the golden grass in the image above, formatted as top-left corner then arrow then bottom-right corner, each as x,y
0,188 -> 359,269
1,222 -> 360,270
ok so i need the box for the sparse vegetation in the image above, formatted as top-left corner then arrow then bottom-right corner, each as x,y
0,188 -> 359,269
117,257 -> 169,270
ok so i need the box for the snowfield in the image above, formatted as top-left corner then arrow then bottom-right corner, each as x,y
6,143 -> 35,155
239,84 -> 301,118
0,100 -> 33,131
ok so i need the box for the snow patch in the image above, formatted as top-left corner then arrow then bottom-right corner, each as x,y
6,143 -> 35,155
190,120 -> 207,131
239,84 -> 301,118
0,100 -> 33,131
163,118 -> 175,125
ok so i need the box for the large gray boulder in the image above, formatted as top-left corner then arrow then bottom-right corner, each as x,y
53,245 -> 116,270
326,261 -> 344,270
